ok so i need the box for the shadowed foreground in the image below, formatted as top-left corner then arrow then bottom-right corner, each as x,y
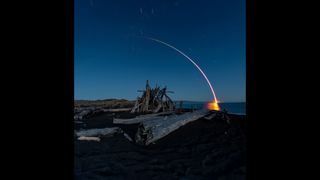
75,111 -> 246,180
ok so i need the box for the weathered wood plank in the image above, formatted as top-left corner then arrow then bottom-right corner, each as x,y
77,136 -> 101,142
135,109 -> 210,145
102,108 -> 132,112
75,127 -> 122,137
113,111 -> 175,124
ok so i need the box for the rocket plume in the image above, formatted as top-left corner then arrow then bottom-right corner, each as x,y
145,37 -> 220,111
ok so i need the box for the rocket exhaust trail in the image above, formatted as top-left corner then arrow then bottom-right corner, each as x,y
144,37 -> 219,106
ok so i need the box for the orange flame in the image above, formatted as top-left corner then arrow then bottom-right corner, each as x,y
206,100 -> 220,111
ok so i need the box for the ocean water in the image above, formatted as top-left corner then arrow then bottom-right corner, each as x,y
175,101 -> 246,115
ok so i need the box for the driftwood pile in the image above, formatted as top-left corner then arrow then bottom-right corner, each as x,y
131,80 -> 175,113
75,110 -> 231,145
74,81 -> 231,146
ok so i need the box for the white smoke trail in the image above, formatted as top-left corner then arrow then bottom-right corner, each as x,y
145,37 -> 218,102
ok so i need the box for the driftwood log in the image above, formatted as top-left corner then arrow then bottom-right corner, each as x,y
135,109 -> 210,145
113,111 -> 174,124
76,127 -> 122,137
102,108 -> 132,112
74,109 -> 92,120
75,127 -> 133,142
77,136 -> 101,142
74,107 -> 103,120
74,107 -> 131,121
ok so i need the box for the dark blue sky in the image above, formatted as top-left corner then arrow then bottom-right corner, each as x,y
75,0 -> 245,102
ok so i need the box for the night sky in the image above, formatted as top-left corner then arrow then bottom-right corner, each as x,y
75,0 -> 246,102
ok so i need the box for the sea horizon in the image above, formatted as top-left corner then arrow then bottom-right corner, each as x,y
74,99 -> 246,115
74,98 -> 245,103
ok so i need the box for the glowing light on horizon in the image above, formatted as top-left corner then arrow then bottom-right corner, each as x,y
145,37 -> 220,110
207,100 -> 220,111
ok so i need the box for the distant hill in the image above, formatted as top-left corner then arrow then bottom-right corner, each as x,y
74,99 -> 135,108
